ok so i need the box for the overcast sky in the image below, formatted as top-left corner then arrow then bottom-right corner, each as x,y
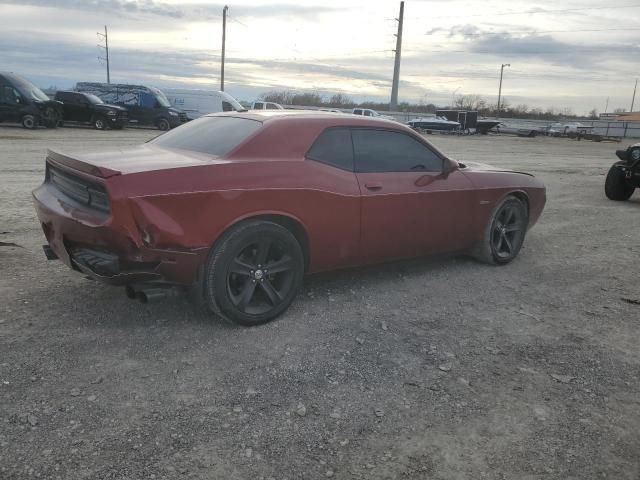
1,0 -> 639,114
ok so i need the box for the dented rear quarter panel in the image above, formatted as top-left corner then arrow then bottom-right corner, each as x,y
106,157 -> 362,275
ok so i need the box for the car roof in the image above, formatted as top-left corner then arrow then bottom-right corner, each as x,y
205,109 -> 402,129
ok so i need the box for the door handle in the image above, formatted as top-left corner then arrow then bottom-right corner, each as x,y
364,182 -> 382,191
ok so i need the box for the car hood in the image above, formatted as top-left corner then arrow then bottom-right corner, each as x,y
47,145 -> 229,178
460,160 -> 534,177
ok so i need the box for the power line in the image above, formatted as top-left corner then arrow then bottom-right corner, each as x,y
412,3 -> 640,20
390,1 -> 404,110
96,26 -> 110,84
426,27 -> 640,37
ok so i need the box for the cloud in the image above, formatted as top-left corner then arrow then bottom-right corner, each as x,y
0,0 -> 342,20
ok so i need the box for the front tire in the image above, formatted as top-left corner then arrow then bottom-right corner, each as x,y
93,116 -> 107,130
22,114 -> 37,129
474,196 -> 528,265
205,220 -> 304,326
605,164 -> 635,201
157,118 -> 170,131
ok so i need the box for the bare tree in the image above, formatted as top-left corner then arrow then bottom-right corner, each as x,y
328,93 -> 354,107
454,94 -> 486,111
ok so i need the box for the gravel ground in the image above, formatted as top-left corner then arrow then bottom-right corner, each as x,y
1,125 -> 639,480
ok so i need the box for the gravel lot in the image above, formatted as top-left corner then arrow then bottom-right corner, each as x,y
1,125 -> 639,480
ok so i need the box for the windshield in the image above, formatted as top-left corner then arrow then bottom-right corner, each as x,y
12,77 -> 49,102
226,97 -> 244,111
149,87 -> 171,108
151,116 -> 262,156
84,93 -> 104,104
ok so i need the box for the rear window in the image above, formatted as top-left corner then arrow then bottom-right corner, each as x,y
150,116 -> 262,156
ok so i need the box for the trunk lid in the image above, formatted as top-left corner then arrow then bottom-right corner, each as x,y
47,145 -> 226,178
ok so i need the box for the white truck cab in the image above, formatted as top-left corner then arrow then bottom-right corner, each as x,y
252,101 -> 284,110
352,108 -> 396,121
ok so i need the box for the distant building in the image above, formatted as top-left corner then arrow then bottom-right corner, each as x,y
600,112 -> 640,121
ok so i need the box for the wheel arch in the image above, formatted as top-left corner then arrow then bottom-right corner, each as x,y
213,212 -> 311,272
509,190 -> 530,217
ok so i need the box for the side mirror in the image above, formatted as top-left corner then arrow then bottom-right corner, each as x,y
442,158 -> 458,176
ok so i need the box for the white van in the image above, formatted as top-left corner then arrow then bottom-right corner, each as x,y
163,88 -> 244,120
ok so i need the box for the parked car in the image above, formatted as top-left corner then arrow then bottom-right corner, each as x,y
561,122 -> 592,135
163,88 -> 245,120
493,123 -> 539,137
54,91 -> 128,130
352,108 -> 395,121
75,82 -> 187,130
33,111 -> 546,326
251,101 -> 284,110
541,123 -> 562,137
605,143 -> 640,201
0,72 -> 61,129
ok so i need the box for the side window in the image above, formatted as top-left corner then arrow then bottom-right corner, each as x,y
266,103 -> 279,110
3,86 -> 22,104
352,129 -> 443,173
63,93 -> 79,105
353,109 -> 362,115
306,128 -> 354,171
1,86 -> 13,104
364,110 -> 372,117
139,92 -> 156,108
253,102 -> 264,109
222,101 -> 233,112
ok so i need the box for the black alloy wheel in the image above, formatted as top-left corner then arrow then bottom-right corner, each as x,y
474,196 -> 528,265
490,200 -> 526,262
226,238 -> 296,315
205,220 -> 304,326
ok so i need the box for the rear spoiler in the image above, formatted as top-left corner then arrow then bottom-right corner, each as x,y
46,149 -> 121,179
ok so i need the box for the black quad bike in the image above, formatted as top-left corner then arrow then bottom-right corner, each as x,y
605,143 -> 640,201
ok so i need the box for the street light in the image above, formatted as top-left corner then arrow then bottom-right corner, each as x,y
497,63 -> 510,117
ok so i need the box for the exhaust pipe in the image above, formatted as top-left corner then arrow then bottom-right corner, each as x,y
125,285 -> 180,304
136,288 -> 170,304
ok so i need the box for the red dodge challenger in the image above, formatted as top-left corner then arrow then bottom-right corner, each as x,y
33,111 -> 546,325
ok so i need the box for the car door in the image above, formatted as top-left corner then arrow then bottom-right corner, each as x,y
60,93 -> 81,122
353,127 -> 475,263
0,85 -> 22,122
73,94 -> 92,123
0,84 -> 12,121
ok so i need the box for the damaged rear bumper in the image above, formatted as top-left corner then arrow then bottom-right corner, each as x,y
33,183 -> 207,286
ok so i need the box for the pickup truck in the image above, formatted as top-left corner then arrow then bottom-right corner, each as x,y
352,108 -> 396,121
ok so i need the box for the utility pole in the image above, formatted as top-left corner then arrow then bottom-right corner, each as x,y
631,79 -> 638,112
604,97 -> 609,114
221,5 -> 228,91
389,1 -> 404,111
496,63 -> 510,117
97,25 -> 110,84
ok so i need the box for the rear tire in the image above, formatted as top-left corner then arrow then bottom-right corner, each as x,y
22,115 -> 36,129
605,164 -> 635,201
474,196 -> 528,265
205,220 -> 304,326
